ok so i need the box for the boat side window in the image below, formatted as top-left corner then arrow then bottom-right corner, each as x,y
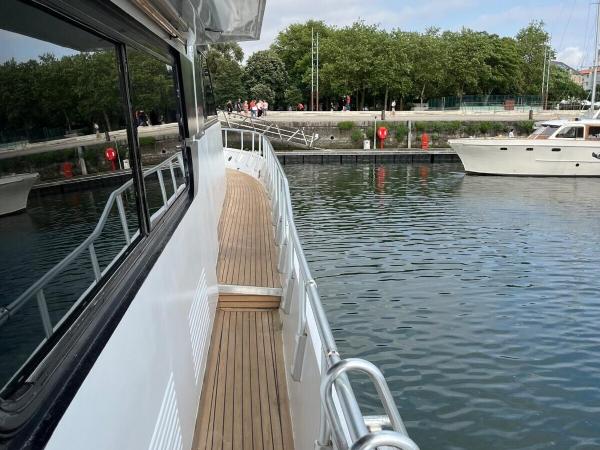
127,48 -> 188,229
587,126 -> 600,140
195,51 -> 217,120
555,126 -> 584,139
0,1 -> 140,392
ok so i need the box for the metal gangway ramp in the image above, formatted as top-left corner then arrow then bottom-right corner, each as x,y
218,111 -> 320,149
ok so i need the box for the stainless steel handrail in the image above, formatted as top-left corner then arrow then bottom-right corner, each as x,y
222,128 -> 419,450
350,431 -> 421,450
0,153 -> 186,339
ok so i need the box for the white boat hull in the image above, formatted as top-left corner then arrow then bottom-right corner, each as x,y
449,139 -> 600,176
0,173 -> 39,216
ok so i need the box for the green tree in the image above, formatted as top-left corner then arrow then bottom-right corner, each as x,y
271,20 -> 331,102
548,67 -> 586,101
284,86 -> 303,107
516,21 -> 552,95
205,43 -> 246,106
249,83 -> 275,104
243,50 -> 288,107
320,22 -> 380,110
405,29 -> 447,106
374,30 -> 412,115
479,36 -> 523,95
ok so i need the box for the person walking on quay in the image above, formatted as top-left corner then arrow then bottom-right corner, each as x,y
391,100 -> 396,116
235,98 -> 241,113
257,99 -> 264,117
94,122 -> 100,138
250,99 -> 258,117
509,128 -> 515,138
345,94 -> 351,111
263,100 -> 268,117
243,100 -> 249,115
226,100 -> 233,115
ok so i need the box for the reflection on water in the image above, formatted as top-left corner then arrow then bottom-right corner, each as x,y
285,163 -> 600,450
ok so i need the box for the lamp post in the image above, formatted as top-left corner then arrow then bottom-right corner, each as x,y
373,116 -> 377,150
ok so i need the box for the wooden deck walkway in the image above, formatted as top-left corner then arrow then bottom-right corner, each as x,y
193,169 -> 293,450
193,308 -> 294,450
217,170 -> 280,289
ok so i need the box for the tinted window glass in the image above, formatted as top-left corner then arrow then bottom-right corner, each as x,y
556,126 -> 583,139
127,47 -> 187,227
0,1 -> 139,390
587,126 -> 600,139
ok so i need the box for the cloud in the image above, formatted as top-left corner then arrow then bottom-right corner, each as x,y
557,46 -> 585,69
240,0 -> 475,57
239,0 -> 592,67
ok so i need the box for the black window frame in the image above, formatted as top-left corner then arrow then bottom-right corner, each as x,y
0,1 -> 195,446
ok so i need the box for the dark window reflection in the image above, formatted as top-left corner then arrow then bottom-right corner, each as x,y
0,1 -> 138,390
127,48 -> 187,225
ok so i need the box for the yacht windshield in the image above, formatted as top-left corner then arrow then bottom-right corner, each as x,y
529,125 -> 559,139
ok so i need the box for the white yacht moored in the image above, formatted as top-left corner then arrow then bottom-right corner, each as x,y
449,120 -> 600,176
0,173 -> 39,216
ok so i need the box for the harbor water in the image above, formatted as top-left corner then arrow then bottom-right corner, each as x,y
2,162 -> 600,449
285,163 -> 600,450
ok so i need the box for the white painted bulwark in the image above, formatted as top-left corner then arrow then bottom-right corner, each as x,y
45,123 -> 225,450
0,173 -> 38,216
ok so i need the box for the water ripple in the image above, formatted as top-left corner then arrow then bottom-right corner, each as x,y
285,163 -> 600,450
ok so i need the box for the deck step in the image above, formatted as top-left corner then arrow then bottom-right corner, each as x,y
218,293 -> 280,310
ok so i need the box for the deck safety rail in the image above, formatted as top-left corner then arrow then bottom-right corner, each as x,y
222,127 -> 419,450
0,152 -> 186,341
219,110 -> 320,148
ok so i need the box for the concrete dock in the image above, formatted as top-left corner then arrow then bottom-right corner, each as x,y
276,149 -> 460,164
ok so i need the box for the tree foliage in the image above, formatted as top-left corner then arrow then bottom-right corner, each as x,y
270,20 -> 586,109
0,48 -> 177,142
243,50 -> 288,105
205,43 -> 246,106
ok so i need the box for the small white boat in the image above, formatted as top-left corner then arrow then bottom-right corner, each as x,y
449,120 -> 600,176
0,173 -> 39,216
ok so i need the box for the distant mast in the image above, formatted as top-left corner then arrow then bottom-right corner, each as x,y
591,1 -> 600,118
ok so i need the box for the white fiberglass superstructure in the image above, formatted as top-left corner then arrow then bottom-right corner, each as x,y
449,119 -> 600,176
0,2 -> 418,450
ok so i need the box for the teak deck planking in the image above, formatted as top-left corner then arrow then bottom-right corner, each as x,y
193,169 -> 293,449
217,170 -> 280,289
192,308 -> 294,450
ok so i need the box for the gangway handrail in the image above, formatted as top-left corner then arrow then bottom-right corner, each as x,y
218,110 -> 320,148
222,127 -> 419,450
0,153 -> 186,340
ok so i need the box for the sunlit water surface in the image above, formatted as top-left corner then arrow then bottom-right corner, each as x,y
284,163 -> 600,450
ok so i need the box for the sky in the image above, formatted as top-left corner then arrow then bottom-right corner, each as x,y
240,0 -> 596,69
0,0 -> 595,69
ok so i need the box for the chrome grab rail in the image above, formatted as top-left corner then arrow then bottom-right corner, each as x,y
222,127 -> 419,450
0,153 -> 186,340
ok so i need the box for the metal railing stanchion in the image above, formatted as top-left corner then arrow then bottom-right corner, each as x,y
156,169 -> 168,206
36,290 -> 53,338
116,194 -> 131,245
169,159 -> 177,192
89,243 -> 102,281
